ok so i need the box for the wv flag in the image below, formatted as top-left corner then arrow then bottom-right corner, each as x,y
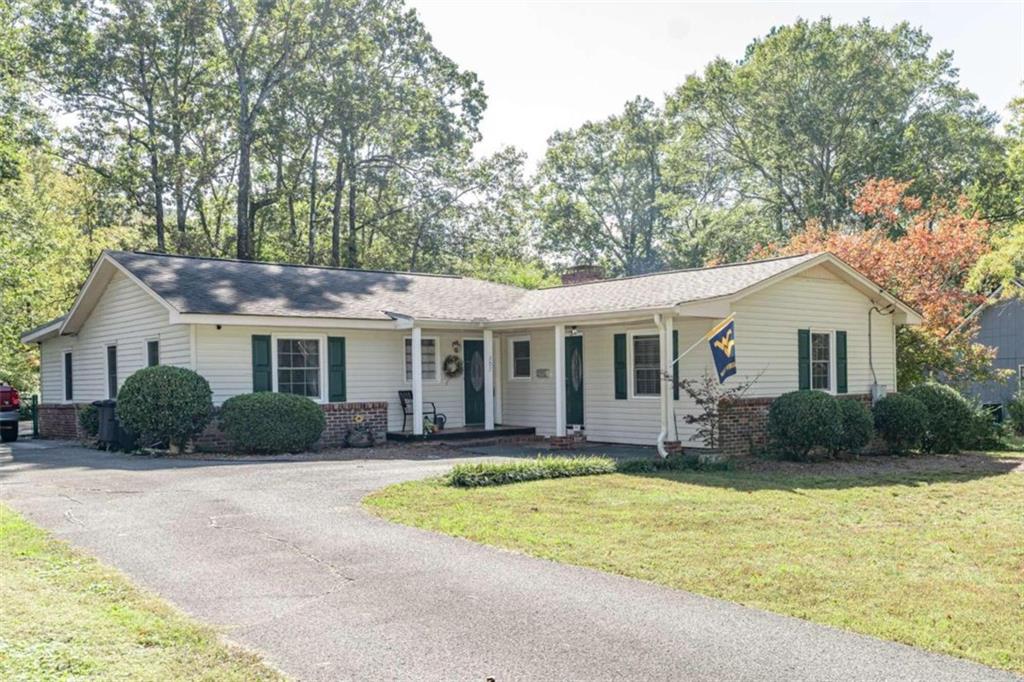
708,317 -> 737,383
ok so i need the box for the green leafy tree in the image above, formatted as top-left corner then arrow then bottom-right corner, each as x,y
536,97 -> 673,276
668,18 -> 999,236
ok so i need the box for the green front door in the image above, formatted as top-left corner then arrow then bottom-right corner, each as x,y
565,335 -> 584,426
463,339 -> 486,426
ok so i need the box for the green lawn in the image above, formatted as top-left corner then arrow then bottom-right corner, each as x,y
0,505 -> 283,681
366,452 -> 1024,674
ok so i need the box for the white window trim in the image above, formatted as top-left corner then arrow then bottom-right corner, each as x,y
61,349 -> 73,403
270,333 -> 328,402
143,337 -> 160,367
628,330 -> 662,400
403,335 -> 440,383
508,335 -> 532,381
105,344 -> 118,399
809,329 -> 837,395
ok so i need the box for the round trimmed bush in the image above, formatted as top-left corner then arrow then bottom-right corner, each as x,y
77,403 -> 99,438
219,392 -> 325,454
116,366 -> 213,449
905,383 -> 975,454
834,398 -> 874,454
872,393 -> 927,455
767,390 -> 841,460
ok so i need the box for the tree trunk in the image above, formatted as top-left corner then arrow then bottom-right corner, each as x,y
330,150 -> 345,267
145,94 -> 166,252
172,124 -> 187,238
307,135 -> 319,264
345,151 -> 358,268
236,84 -> 252,260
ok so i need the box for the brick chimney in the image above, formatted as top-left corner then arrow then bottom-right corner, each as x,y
560,264 -> 605,286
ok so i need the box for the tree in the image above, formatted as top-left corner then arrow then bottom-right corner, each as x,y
754,178 -> 997,388
216,0 -> 320,260
668,18 -> 999,237
536,97 -> 673,276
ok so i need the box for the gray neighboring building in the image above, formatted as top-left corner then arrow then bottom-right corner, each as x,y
964,281 -> 1024,419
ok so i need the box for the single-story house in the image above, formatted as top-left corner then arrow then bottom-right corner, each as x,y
22,250 -> 920,455
960,280 -> 1023,420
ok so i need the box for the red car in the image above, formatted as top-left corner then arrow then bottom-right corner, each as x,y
0,383 -> 21,442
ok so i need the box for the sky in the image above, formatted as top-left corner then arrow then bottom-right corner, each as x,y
409,1 -> 1024,166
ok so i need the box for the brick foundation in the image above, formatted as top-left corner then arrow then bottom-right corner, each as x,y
549,431 -> 587,450
718,393 -> 872,457
194,400 -> 388,452
37,403 -> 86,440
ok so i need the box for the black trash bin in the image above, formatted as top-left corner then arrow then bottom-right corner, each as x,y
92,400 -> 117,447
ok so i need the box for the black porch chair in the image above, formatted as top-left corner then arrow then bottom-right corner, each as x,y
398,390 -> 441,432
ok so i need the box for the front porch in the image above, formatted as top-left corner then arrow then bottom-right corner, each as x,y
387,424 -> 536,442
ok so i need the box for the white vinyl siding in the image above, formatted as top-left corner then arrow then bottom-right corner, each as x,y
195,326 -> 475,431
37,271 -> 191,403
499,329 -> 556,436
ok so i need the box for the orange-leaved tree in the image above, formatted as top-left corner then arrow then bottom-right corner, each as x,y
753,178 -> 998,388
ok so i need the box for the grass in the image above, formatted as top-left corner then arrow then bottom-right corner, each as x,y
366,452 -> 1024,674
0,504 -> 283,681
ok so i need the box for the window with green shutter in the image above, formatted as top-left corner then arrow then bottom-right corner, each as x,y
328,337 -> 347,402
836,331 -> 848,394
798,329 -> 810,390
613,333 -> 627,399
251,335 -> 272,392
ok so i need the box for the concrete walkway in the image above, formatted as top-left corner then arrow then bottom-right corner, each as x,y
1,440 -> 1019,682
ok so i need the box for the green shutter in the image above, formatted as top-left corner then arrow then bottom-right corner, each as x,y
836,330 -> 848,394
252,335 -> 272,392
328,337 -> 347,402
672,329 -> 679,400
613,333 -> 627,400
798,329 -> 810,390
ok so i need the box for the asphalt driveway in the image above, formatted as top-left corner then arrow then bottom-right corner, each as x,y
1,440 -> 1019,682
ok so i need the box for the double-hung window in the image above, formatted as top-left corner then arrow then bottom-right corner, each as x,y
63,351 -> 73,402
632,334 -> 661,397
811,332 -> 831,391
404,337 -> 438,381
276,339 -> 321,398
147,339 -> 160,367
510,337 -> 531,379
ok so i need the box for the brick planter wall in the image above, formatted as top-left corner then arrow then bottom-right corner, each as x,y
37,403 -> 84,440
719,393 -> 872,457
195,400 -> 388,452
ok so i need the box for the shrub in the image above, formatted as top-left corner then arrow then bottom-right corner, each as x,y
116,366 -> 213,450
833,399 -> 874,455
616,453 -> 701,473
905,383 -> 975,454
77,404 -> 99,438
1007,392 -> 1024,435
219,392 -> 325,454
767,390 -> 841,460
446,456 -> 617,487
872,394 -> 927,455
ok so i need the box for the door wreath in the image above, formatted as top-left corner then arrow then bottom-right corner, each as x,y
443,354 -> 464,378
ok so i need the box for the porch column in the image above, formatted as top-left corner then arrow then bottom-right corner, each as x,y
483,328 -> 495,430
411,326 -> 424,435
664,314 -> 678,442
492,332 -> 503,424
554,324 -> 566,437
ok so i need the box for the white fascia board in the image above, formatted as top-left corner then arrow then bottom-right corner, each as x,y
169,312 -> 402,330
20,320 -> 64,344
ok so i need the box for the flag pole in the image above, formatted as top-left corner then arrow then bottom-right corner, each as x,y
670,313 -> 735,368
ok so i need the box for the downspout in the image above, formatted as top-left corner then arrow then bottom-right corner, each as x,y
654,313 -> 669,458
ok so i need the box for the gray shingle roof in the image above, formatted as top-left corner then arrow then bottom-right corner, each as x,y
108,250 -> 820,323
